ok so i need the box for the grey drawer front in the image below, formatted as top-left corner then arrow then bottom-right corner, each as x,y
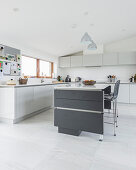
55,98 -> 103,112
54,90 -> 103,101
54,108 -> 103,135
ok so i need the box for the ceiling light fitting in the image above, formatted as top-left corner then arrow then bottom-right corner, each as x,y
81,32 -> 97,50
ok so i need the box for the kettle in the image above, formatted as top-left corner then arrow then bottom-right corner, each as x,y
65,75 -> 71,82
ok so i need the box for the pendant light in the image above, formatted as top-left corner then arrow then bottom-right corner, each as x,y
87,42 -> 97,50
81,32 -> 93,45
81,32 -> 97,50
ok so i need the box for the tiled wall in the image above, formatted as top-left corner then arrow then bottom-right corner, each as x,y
58,65 -> 136,82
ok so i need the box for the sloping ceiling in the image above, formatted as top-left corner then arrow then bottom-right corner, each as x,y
0,0 -> 136,57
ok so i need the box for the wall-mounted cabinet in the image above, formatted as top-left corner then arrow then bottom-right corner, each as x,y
103,53 -> 118,66
83,54 -> 102,67
71,55 -> 82,67
59,51 -> 136,68
118,52 -> 136,65
59,56 -> 70,68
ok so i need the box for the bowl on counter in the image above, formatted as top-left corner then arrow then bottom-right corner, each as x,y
19,78 -> 28,85
83,80 -> 96,85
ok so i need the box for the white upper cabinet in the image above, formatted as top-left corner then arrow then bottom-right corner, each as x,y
103,53 -> 118,66
83,54 -> 102,66
118,52 -> 136,65
71,55 -> 82,67
59,56 -> 71,68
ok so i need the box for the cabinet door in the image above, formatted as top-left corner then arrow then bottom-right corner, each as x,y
118,84 -> 129,103
44,85 -> 54,108
33,85 -> 54,111
59,56 -> 70,68
130,84 -> 136,103
118,52 -> 136,65
83,54 -> 102,66
15,87 -> 34,118
33,86 -> 46,110
103,53 -> 118,66
71,55 -> 82,67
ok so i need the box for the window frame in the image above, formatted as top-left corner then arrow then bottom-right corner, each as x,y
22,55 -> 53,78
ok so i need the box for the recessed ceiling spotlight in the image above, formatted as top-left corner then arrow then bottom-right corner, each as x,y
72,24 -> 77,29
90,23 -> 94,27
84,11 -> 89,16
13,8 -> 19,12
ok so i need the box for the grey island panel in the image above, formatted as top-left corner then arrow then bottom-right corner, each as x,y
54,90 -> 104,112
54,108 -> 103,135
54,88 -> 105,136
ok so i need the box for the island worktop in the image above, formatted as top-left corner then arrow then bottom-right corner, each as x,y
54,84 -> 110,91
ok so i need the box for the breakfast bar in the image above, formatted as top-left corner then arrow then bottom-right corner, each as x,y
54,84 -> 111,141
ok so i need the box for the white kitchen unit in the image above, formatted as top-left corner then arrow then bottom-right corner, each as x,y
71,55 -> 82,67
116,84 -> 130,103
0,88 -> 15,120
103,53 -> 118,66
96,82 -> 132,104
83,54 -> 102,66
129,84 -> 136,103
59,56 -> 71,68
0,84 -> 54,123
118,52 -> 136,65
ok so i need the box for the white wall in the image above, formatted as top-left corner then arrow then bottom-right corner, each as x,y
58,65 -> 136,82
104,36 -> 136,52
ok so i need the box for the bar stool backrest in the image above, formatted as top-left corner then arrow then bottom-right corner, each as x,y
113,80 -> 120,100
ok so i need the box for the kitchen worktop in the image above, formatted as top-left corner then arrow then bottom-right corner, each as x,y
54,84 -> 110,91
0,82 -> 69,88
0,80 -> 135,88
96,81 -> 135,84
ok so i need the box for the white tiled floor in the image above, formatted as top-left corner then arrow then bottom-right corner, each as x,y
0,104 -> 136,170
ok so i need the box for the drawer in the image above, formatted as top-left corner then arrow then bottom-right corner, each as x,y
54,108 -> 103,134
54,98 -> 103,112
54,90 -> 103,101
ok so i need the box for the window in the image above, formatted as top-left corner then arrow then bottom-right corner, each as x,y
22,55 -> 53,78
22,56 -> 37,76
39,60 -> 51,77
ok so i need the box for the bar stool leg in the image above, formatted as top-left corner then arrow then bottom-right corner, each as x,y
115,100 -> 118,127
113,101 -> 116,136
116,100 -> 119,118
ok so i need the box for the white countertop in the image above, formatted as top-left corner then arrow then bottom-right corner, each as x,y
0,82 -> 69,88
54,84 -> 110,91
0,81 -> 135,88
96,81 -> 134,84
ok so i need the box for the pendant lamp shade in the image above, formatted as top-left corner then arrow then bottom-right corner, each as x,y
81,32 -> 93,45
87,43 -> 97,50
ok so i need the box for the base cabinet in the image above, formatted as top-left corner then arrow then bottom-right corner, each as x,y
15,87 -> 34,118
130,84 -> 136,103
15,85 -> 54,120
117,84 -> 130,103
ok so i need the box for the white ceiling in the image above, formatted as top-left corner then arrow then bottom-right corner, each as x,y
0,0 -> 136,57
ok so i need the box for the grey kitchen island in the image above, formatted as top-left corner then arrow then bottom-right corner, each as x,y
54,84 -> 111,141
